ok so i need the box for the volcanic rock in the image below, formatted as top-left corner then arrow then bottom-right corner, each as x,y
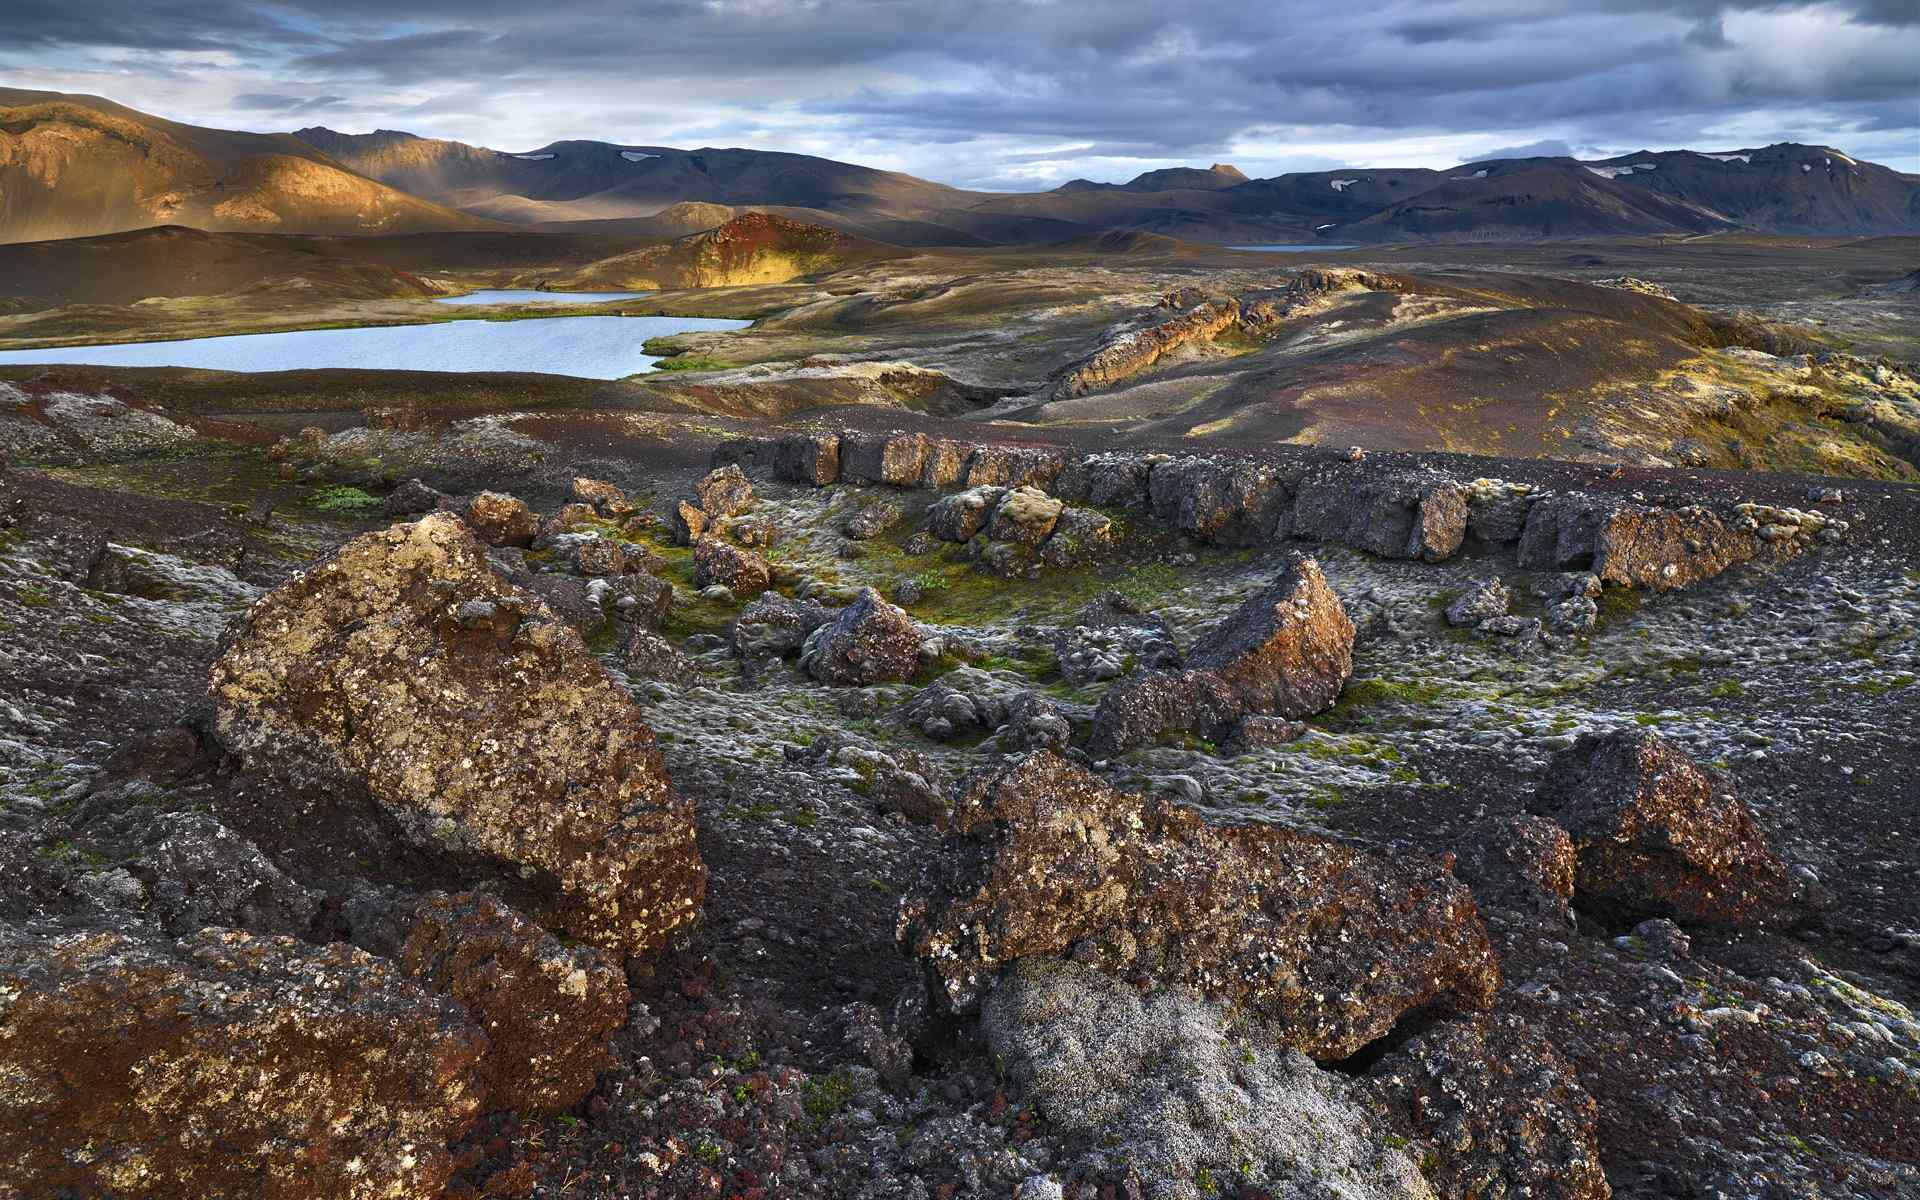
983,956 -> 1435,1200
802,587 -> 921,686
0,924 -> 486,1200
1455,814 -> 1578,925
842,431 -> 929,487
899,752 -> 1500,1059
1089,554 -> 1354,754
927,486 -> 1006,542
733,591 -> 833,660
1534,729 -> 1798,928
693,535 -> 770,596
464,490 -> 538,548
1368,1014 -> 1611,1200
208,512 -> 705,961
384,476 -> 448,517
399,890 -> 630,1114
986,486 -> 1063,546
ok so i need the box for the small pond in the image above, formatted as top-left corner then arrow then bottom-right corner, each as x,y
0,315 -> 751,381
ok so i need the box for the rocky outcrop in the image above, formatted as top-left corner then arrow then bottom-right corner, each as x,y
707,435 -> 1846,599
672,463 -> 755,544
1533,729 -> 1798,928
693,535 -> 770,596
209,513 -> 705,961
842,431 -> 930,487
801,587 -> 921,686
733,591 -> 833,660
1050,299 -> 1240,399
899,753 -> 1500,1060
1368,1015 -> 1611,1200
1148,456 -> 1289,545
926,486 -> 1004,542
1090,554 -> 1354,754
398,890 -> 630,1114
465,490 -> 538,547
983,957 -> 1435,1200
0,924 -> 486,1200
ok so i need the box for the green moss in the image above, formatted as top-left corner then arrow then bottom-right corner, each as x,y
801,1068 -> 858,1125
650,356 -> 737,372
307,485 -> 384,516
1708,679 -> 1746,699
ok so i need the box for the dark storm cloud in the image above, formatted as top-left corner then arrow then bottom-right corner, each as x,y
7,0 -> 1918,182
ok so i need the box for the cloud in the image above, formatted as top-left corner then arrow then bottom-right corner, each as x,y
1472,139 -> 1577,161
4,0 -> 1916,183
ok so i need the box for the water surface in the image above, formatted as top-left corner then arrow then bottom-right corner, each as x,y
433,289 -> 653,306
0,315 -> 750,381
1228,244 -> 1360,252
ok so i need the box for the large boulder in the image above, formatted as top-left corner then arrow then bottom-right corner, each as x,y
926,486 -> 1005,543
732,591 -> 833,660
692,535 -> 770,596
0,924 -> 486,1200
464,490 -> 538,548
801,587 -> 922,686
983,957 -> 1435,1200
986,486 -> 1063,546
899,753 -> 1500,1060
209,513 -> 705,961
672,464 -> 755,543
399,890 -> 630,1114
1454,815 -> 1577,926
1533,729 -> 1797,928
1089,554 -> 1353,754
1368,1015 -> 1611,1200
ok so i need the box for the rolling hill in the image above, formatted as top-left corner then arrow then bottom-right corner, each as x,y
0,88 -> 496,244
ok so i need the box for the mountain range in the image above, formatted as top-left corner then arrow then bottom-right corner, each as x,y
3,87 -> 1916,247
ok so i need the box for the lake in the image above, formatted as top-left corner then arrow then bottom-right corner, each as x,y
0,315 -> 751,381
433,289 -> 653,306
1228,244 -> 1359,252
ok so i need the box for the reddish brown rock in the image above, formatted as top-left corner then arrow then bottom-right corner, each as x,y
1534,729 -> 1798,928
1090,554 -> 1354,754
400,891 -> 630,1114
673,464 -> 756,543
899,752 -> 1499,1061
1050,299 -> 1240,399
801,587 -> 921,686
0,924 -> 486,1200
692,535 -> 770,596
1368,1014 -> 1611,1200
209,513 -> 705,961
464,490 -> 538,547
569,476 -> 631,518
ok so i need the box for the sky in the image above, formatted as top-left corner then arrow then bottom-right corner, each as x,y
4,0 -> 1917,189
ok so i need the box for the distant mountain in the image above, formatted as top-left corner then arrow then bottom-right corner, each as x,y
0,89 -> 494,244
1058,164 -> 1250,193
294,126 -> 971,222
5,90 -> 1915,248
